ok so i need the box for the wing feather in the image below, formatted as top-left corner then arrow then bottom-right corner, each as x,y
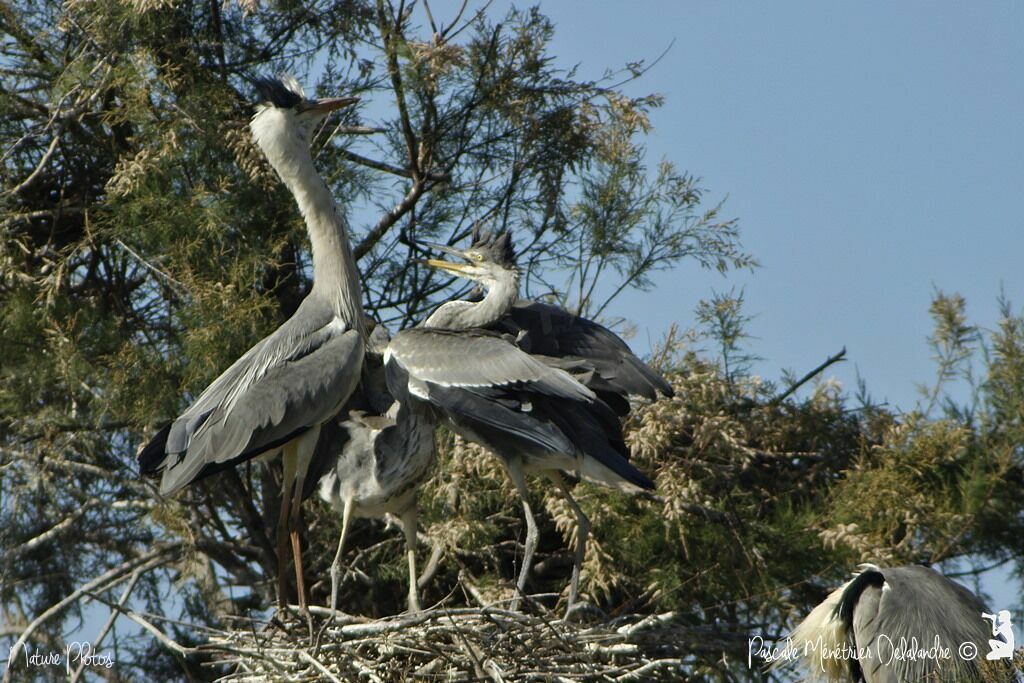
141,298 -> 364,494
491,300 -> 674,400
386,328 -> 594,401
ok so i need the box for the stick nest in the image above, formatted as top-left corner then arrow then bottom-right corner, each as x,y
206,606 -> 716,681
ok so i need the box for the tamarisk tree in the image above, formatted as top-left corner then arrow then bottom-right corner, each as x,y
2,0 -> 1021,680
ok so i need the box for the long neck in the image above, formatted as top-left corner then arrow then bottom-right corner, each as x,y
273,145 -> 366,338
424,268 -> 519,329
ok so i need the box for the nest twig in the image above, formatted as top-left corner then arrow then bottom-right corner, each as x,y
201,605 -> 739,681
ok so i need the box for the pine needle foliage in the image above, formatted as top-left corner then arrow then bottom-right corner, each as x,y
1,0 -> 1021,680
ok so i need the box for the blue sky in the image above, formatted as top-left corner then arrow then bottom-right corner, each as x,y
12,2 -> 1023,672
478,1 -> 1024,415
422,0 -> 1024,639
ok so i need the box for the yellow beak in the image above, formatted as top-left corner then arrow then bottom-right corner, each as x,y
424,259 -> 474,275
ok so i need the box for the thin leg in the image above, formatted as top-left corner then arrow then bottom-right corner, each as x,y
290,518 -> 306,611
277,444 -> 299,610
329,496 -> 354,623
400,506 -> 422,613
550,473 -> 589,614
276,498 -> 291,609
288,428 -> 319,613
507,460 -> 536,612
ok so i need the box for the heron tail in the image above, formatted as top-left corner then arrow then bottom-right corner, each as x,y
137,423 -> 171,475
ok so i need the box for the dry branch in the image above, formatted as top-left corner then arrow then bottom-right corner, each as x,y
199,606 -> 730,681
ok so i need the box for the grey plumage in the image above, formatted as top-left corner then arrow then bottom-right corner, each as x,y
150,299 -> 362,495
491,300 -> 674,410
388,228 -> 665,612
137,76 -> 364,610
786,564 -> 1018,682
386,327 -> 596,403
385,312 -> 651,493
304,324 -> 437,614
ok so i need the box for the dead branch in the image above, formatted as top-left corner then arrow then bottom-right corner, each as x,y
197,606 -> 720,681
3,543 -> 182,683
769,347 -> 847,406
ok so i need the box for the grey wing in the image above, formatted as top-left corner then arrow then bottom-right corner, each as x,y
385,328 -> 594,402
849,581 -> 897,683
491,300 -> 674,402
155,304 -> 363,495
383,328 -> 593,457
847,566 -> 995,683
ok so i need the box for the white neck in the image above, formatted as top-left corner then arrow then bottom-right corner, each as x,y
254,111 -> 366,338
424,269 -> 519,329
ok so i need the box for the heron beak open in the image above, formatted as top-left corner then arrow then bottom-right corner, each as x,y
412,240 -> 469,260
422,258 -> 475,276
302,96 -> 360,115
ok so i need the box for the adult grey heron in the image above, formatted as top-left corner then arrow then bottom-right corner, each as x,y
137,76 -> 366,611
301,324 -> 436,616
782,564 -> 1018,682
385,228 -> 666,611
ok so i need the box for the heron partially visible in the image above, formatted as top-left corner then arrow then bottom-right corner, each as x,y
782,564 -> 1019,682
302,324 -> 436,616
138,76 -> 366,611
385,228 -> 667,611
420,227 -> 674,410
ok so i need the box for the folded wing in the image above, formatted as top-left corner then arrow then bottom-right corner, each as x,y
138,298 -> 363,495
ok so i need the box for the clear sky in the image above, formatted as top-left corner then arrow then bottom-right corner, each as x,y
464,1 -> 1024,415
427,0 -> 1024,639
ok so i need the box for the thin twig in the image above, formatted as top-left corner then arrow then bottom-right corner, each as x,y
353,180 -> 427,260
769,347 -> 847,406
338,147 -> 448,182
3,544 -> 181,683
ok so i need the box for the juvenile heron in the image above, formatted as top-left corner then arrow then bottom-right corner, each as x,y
302,325 -> 436,616
386,228 -> 665,611
783,564 -> 1018,682
421,227 -> 674,410
138,76 -> 366,610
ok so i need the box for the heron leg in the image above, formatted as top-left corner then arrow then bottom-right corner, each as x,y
329,496 -> 354,624
288,428 -> 319,615
276,444 -> 299,610
289,505 -> 306,612
549,473 -> 589,615
507,460 -> 536,612
400,506 -> 422,613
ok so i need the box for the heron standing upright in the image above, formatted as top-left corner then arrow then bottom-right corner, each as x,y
384,228 -> 666,611
781,564 -> 1018,682
301,324 -> 437,616
138,76 -> 366,610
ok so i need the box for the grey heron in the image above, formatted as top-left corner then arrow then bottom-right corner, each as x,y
783,564 -> 1018,682
421,228 -> 674,412
138,76 -> 366,611
385,228 -> 666,611
301,324 -> 436,616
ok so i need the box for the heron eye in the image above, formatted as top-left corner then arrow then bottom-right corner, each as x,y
471,253 -> 484,262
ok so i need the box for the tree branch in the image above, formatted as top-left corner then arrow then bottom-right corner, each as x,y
338,148 -> 448,182
354,180 -> 427,261
3,544 -> 182,682
769,347 -> 847,406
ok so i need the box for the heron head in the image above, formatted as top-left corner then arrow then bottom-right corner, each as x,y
249,75 -> 358,153
418,227 -> 518,289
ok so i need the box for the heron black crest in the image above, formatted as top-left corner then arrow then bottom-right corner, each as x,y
253,75 -> 304,109
469,224 -> 516,267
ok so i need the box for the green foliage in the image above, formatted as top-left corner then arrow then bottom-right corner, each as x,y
1,0 -> 1021,679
